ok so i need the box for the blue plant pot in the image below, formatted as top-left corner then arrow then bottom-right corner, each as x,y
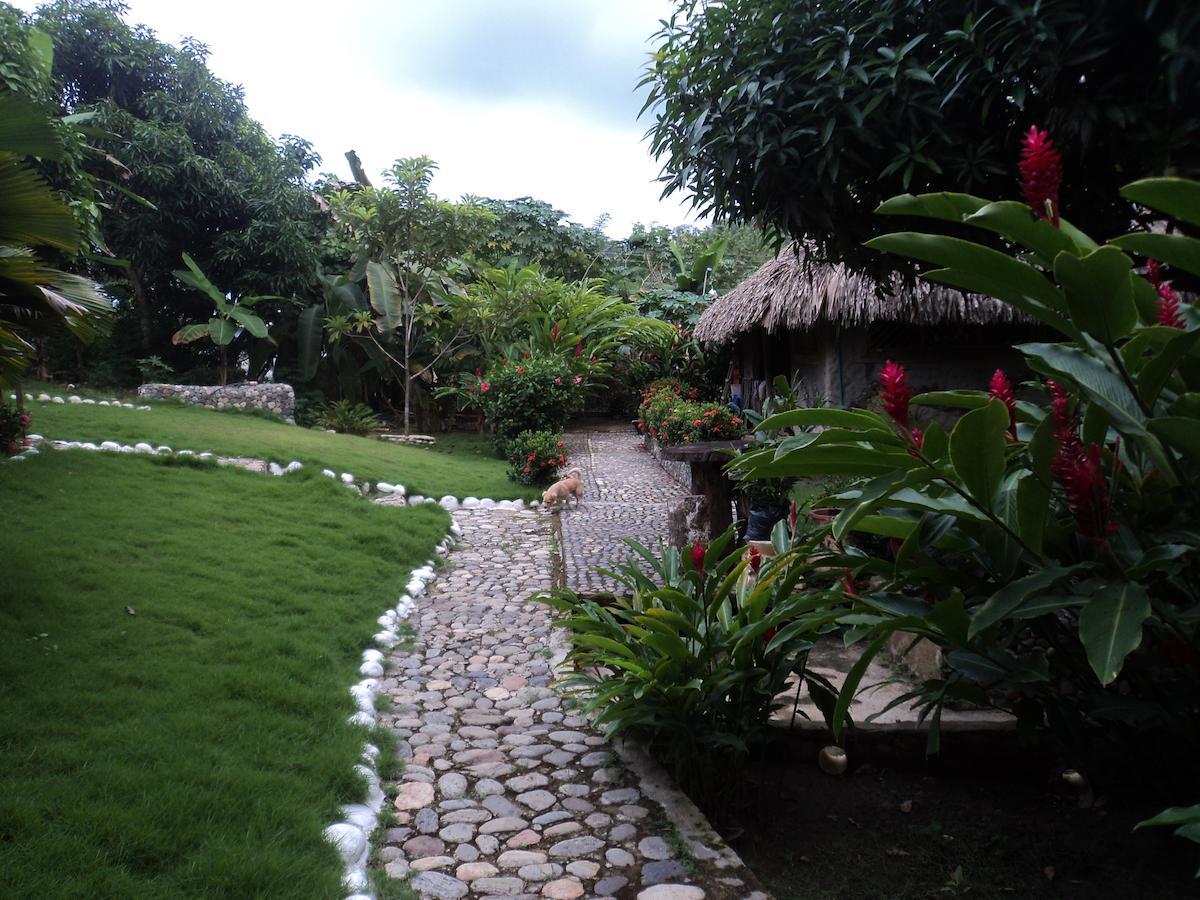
746,503 -> 787,541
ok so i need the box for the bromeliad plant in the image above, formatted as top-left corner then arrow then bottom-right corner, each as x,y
535,525 -> 841,813
733,135 -> 1200,776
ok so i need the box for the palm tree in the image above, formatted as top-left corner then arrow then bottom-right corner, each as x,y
0,91 -> 110,390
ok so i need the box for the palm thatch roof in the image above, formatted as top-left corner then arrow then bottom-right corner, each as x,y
694,246 -> 1024,344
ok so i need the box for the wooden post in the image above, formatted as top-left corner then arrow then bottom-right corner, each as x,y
689,460 -> 732,539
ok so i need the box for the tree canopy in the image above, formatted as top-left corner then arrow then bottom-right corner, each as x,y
642,0 -> 1200,275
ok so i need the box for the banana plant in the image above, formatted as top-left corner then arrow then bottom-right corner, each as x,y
670,232 -> 729,293
170,253 -> 282,385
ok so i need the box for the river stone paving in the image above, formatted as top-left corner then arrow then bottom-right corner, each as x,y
373,500 -> 760,899
556,427 -> 687,593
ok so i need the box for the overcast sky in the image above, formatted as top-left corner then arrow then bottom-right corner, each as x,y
16,0 -> 700,237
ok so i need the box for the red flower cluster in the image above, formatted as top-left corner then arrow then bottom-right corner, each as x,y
691,540 -> 706,575
1047,380 -> 1117,543
1156,282 -> 1186,330
880,360 -> 911,428
575,339 -> 583,357
747,545 -> 762,574
1019,125 -> 1062,227
989,369 -> 1018,439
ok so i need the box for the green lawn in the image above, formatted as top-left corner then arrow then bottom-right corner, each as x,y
0,451 -> 448,899
17,382 -> 535,501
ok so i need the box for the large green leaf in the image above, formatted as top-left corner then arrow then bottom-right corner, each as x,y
0,93 -> 64,160
965,200 -> 1086,265
171,323 -> 210,345
1149,417 -> 1200,463
1120,178 -> 1200,228
1110,233 -> 1200,279
1135,329 -> 1200,406
0,153 -> 79,251
1053,247 -> 1137,344
1078,582 -> 1151,686
756,407 -> 888,432
1015,473 -> 1050,555
366,260 -> 402,332
1019,342 -> 1147,435
208,317 -> 236,346
865,232 -> 1067,312
173,253 -> 228,310
874,191 -> 989,222
969,566 -> 1074,638
948,398 -> 1009,506
226,305 -> 269,338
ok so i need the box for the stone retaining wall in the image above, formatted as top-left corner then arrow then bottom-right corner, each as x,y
137,382 -> 295,422
641,433 -> 693,491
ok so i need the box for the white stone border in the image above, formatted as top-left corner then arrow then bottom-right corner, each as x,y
12,390 -> 152,410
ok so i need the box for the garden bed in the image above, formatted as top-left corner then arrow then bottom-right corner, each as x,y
723,745 -> 1197,899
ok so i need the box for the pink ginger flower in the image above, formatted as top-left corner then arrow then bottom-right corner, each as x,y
1019,126 -> 1062,226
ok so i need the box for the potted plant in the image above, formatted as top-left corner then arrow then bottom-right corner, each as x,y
736,475 -> 794,540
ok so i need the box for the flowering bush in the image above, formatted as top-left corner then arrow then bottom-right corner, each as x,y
1,400 -> 30,456
734,130 -> 1200,786
473,355 -> 584,451
506,430 -> 568,485
637,380 -> 743,446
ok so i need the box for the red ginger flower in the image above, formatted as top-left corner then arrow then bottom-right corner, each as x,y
747,545 -> 762,574
1146,259 -> 1163,287
788,500 -> 798,532
691,540 -> 706,575
575,339 -> 583,357
551,322 -> 559,343
989,369 -> 1018,439
1019,126 -> 1062,227
880,360 -> 912,428
1046,381 -> 1116,542
1157,282 -> 1186,329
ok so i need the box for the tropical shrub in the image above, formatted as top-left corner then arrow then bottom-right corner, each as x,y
135,355 -> 174,383
535,527 -> 838,812
638,381 -> 744,446
1,399 -> 30,455
313,400 -> 382,436
733,137 -> 1200,780
506,430 -> 568,485
466,355 -> 583,451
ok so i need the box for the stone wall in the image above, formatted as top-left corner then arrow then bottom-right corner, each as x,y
642,434 -> 693,491
137,382 -> 295,422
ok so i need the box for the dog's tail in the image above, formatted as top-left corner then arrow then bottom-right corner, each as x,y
563,466 -> 583,479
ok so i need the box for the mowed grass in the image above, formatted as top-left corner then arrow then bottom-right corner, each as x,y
18,384 -> 535,500
0,451 -> 449,899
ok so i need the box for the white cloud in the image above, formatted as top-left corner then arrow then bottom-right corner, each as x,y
15,0 -> 701,236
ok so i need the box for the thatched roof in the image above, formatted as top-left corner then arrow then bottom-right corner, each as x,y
694,246 -> 1024,344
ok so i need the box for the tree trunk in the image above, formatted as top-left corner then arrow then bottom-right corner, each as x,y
219,345 -> 228,386
129,265 -> 153,352
403,321 -> 412,436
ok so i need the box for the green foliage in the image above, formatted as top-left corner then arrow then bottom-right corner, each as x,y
170,253 -> 280,385
642,0 -> 1200,274
28,0 -> 324,374
460,355 -> 582,451
505,430 -> 568,485
0,450 -> 448,897
135,355 -> 173,383
535,528 -> 839,811
313,399 -> 382,436
472,196 -> 609,281
0,87 -> 110,387
1136,805 -> 1200,877
735,175 -> 1200,770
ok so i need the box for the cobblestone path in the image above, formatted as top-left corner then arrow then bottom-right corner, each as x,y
558,426 -> 688,593
375,489 -> 759,899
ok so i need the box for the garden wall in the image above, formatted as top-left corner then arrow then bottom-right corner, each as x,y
138,383 -> 295,422
642,433 -> 693,491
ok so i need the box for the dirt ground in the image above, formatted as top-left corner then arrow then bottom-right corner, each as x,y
721,752 -> 1197,899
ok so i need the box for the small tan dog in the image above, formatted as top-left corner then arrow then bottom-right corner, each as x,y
542,467 -> 585,510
